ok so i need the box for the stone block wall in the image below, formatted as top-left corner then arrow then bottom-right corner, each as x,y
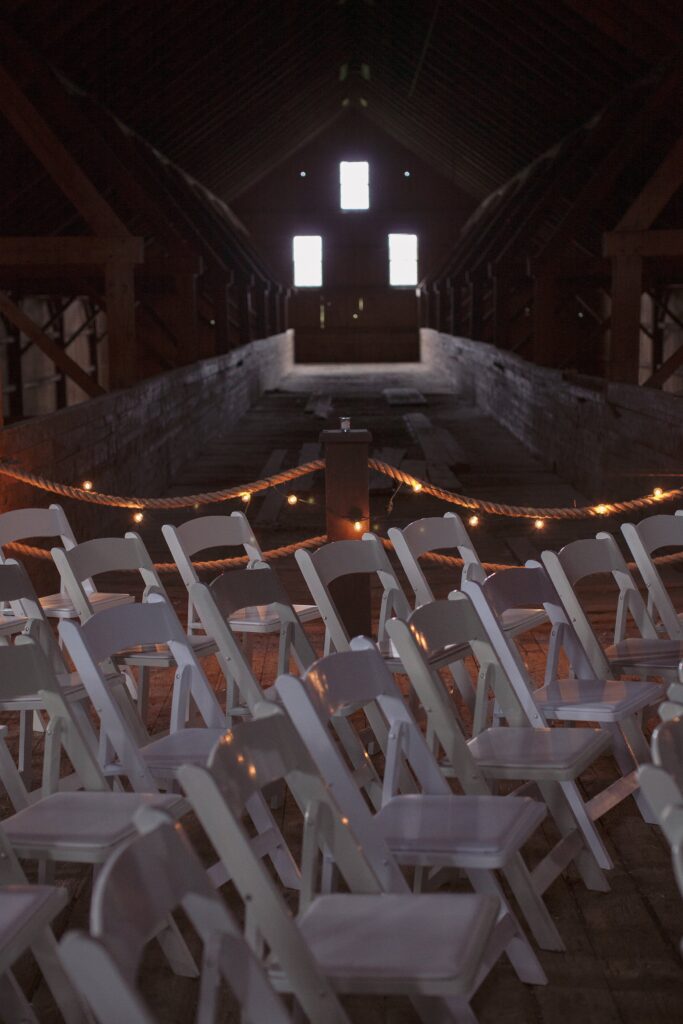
0,330 -> 293,587
421,328 -> 682,501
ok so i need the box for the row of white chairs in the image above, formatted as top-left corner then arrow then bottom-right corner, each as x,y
0,503 -> 682,1020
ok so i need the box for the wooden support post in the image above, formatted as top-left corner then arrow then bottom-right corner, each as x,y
172,272 -> 199,364
212,272 -> 232,355
467,272 -> 484,339
105,259 -> 137,389
321,424 -> 372,639
608,255 -> 643,382
532,272 -> 562,365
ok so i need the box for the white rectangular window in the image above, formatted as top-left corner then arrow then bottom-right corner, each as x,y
340,161 -> 369,210
293,235 -> 322,287
388,233 -> 418,286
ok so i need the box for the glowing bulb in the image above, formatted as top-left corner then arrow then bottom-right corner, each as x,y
353,520 -> 363,533
248,764 -> 257,778
595,504 -> 609,516
468,515 -> 480,527
132,511 -> 144,524
411,481 -> 423,493
240,492 -> 251,503
653,487 -> 663,499
340,816 -> 349,825
287,494 -> 298,506
81,479 -> 93,491
534,518 -> 545,530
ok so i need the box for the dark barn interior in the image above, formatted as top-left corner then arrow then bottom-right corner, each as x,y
0,3 -> 682,1023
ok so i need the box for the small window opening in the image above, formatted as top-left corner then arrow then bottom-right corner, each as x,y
340,161 -> 369,210
388,233 -> 418,286
293,235 -> 322,287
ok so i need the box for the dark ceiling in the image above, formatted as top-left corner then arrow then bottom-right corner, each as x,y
4,0 -> 682,206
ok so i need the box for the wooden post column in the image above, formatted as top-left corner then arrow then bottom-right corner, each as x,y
608,254 -> 643,383
321,424 -> 372,639
105,258 -> 137,389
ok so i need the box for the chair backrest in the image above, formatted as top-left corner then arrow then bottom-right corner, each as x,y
0,560 -> 65,671
387,595 -> 544,791
59,812 -> 292,1024
0,640 -> 107,808
389,512 -> 485,607
208,567 -> 316,672
543,533 -> 659,663
51,532 -> 162,622
162,512 -> 264,633
0,503 -> 77,555
162,511 -> 263,587
179,703 -> 381,1024
468,561 -> 602,682
59,595 -> 224,789
622,514 -> 683,639
295,533 -> 410,650
277,645 -> 451,820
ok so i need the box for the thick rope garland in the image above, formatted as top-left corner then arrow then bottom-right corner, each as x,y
0,459 -> 325,510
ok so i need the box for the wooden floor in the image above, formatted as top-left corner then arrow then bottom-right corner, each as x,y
6,364 -> 683,1023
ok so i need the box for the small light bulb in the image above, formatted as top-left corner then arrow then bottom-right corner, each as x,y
240,492 -> 251,503
411,481 -> 423,493
534,518 -> 545,530
287,493 -> 298,506
468,514 -> 479,527
404,170 -> 411,177
653,487 -> 663,499
299,170 -> 307,177
82,480 -> 93,491
353,520 -> 363,533
132,511 -> 144,524
193,503 -> 200,511
595,504 -> 608,516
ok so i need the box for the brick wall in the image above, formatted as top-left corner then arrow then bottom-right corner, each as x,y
421,328 -> 682,501
0,330 -> 293,587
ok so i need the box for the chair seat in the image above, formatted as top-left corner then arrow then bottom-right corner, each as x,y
116,633 -> 218,667
39,591 -> 134,620
605,637 -> 683,673
376,794 -> 546,869
501,607 -> 546,635
140,728 -> 225,772
4,792 -> 187,862
0,886 -> 67,973
535,678 -> 663,722
0,613 -> 28,637
467,726 -> 611,780
0,671 -> 88,711
229,603 -> 320,633
293,892 -> 498,993
378,636 -> 469,672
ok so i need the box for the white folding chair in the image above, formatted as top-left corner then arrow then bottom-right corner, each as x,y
52,532 -> 218,722
541,533 -> 682,683
0,823 -> 89,1024
0,561 -> 94,785
179,703 -> 504,1024
162,510 -> 320,637
389,512 -> 547,635
59,596 -> 299,892
190,566 -> 317,720
277,644 -> 560,959
0,503 -> 132,620
388,594 -> 615,886
59,811 -> 293,1024
622,511 -> 683,639
463,565 -> 660,826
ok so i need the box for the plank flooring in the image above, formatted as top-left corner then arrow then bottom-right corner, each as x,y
4,363 -> 682,1024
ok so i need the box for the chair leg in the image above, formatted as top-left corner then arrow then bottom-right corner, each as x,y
18,710 -> 33,789
154,916 -> 199,978
612,718 -> 658,824
501,853 -> 565,951
557,780 -> 613,872
466,869 -> 546,985
0,971 -> 41,1024
538,780 -> 610,890
29,928 -> 93,1024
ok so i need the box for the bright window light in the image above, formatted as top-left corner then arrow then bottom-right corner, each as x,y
388,233 -> 418,286
293,235 -> 322,287
340,161 -> 369,210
